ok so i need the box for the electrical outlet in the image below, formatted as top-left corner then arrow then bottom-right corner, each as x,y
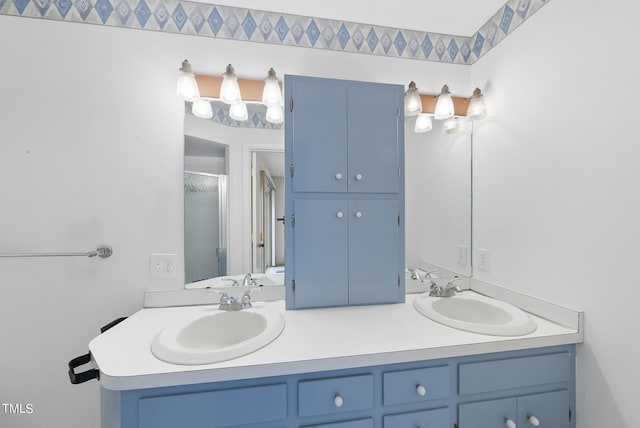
149,253 -> 177,278
457,245 -> 468,266
477,248 -> 491,271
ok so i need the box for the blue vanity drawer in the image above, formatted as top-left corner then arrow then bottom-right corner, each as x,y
383,407 -> 450,428
302,418 -> 374,428
138,383 -> 287,428
383,365 -> 449,406
459,352 -> 571,395
298,374 -> 374,417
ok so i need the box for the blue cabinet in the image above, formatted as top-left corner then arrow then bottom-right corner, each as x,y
106,345 -> 575,428
285,75 -> 405,309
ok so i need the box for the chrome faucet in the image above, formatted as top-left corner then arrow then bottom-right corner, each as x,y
242,273 -> 253,287
429,277 -> 463,297
214,289 -> 258,311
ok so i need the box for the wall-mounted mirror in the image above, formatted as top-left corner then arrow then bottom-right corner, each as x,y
183,101 -> 284,289
404,118 -> 472,278
182,92 -> 472,290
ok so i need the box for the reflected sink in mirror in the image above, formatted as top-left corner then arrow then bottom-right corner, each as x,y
151,306 -> 285,365
413,292 -> 537,336
186,273 -> 285,289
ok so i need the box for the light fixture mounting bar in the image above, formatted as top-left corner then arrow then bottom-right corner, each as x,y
195,75 -> 282,102
419,94 -> 471,116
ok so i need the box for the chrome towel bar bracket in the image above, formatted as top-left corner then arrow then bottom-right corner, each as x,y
0,245 -> 113,259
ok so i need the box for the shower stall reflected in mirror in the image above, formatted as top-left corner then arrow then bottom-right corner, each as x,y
184,171 -> 228,283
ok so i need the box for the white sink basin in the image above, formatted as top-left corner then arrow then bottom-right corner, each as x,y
151,307 -> 285,365
413,291 -> 536,336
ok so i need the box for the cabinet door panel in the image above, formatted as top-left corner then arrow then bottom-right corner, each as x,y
293,199 -> 349,308
291,79 -> 348,193
458,398 -> 516,428
518,390 -> 571,428
347,85 -> 400,194
348,199 -> 401,305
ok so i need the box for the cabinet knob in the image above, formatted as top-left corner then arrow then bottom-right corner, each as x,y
526,415 -> 540,426
335,173 -> 343,180
336,211 -> 344,218
355,211 -> 363,219
355,173 -> 363,181
416,384 -> 427,396
334,394 -> 344,408
504,417 -> 516,428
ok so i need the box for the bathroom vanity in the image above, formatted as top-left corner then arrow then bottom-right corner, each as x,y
91,288 -> 582,428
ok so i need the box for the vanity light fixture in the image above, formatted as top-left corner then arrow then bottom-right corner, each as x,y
434,85 -> 455,120
466,88 -> 487,120
229,101 -> 248,121
404,81 -> 422,117
266,105 -> 284,124
191,98 -> 213,119
220,64 -> 242,105
176,60 -> 200,101
414,113 -> 433,133
262,68 -> 283,108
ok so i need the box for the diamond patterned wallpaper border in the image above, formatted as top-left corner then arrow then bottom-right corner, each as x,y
1,0 -> 550,64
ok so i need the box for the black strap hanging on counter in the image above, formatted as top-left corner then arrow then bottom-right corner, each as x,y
67,316 -> 128,385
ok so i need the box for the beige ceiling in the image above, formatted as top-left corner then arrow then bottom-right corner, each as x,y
207,0 -> 508,36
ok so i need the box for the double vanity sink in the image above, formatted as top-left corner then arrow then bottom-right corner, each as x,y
149,289 -> 537,366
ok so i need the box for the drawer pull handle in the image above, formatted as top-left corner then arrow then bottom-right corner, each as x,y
504,417 -> 517,428
335,173 -> 343,180
336,211 -> 344,219
527,415 -> 540,426
334,394 -> 344,408
416,384 -> 427,396
355,173 -> 363,181
355,211 -> 363,219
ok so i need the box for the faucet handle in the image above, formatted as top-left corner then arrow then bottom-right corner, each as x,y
241,288 -> 261,309
445,277 -> 463,292
421,269 -> 438,282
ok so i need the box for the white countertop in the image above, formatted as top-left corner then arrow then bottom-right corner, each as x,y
89,291 -> 583,391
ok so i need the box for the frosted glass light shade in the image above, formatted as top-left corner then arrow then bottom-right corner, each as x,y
266,105 -> 284,124
467,88 -> 487,120
434,85 -> 454,120
220,64 -> 242,105
229,102 -> 248,121
442,117 -> 459,135
414,113 -> 433,133
262,68 -> 283,107
176,60 -> 200,101
192,99 -> 213,119
404,81 -> 422,117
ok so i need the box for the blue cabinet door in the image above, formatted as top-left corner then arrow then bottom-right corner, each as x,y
458,397 -> 516,428
347,84 -> 401,194
292,198 -> 349,308
288,77 -> 348,193
348,199 -> 401,305
517,390 -> 571,428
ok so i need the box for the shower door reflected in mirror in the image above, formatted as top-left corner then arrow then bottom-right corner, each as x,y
184,136 -> 229,284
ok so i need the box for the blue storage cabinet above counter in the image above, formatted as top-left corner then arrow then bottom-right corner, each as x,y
284,75 -> 405,309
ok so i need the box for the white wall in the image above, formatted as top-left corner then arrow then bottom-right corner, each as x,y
470,1 -> 640,426
0,14 -> 468,427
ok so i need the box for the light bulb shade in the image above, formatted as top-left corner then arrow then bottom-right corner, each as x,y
220,64 -> 242,105
404,81 -> 422,117
467,88 -> 487,120
229,102 -> 248,121
266,105 -> 284,124
434,85 -> 454,120
192,99 -> 213,119
176,60 -> 200,101
414,113 -> 433,133
262,68 -> 283,107
442,117 -> 459,135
